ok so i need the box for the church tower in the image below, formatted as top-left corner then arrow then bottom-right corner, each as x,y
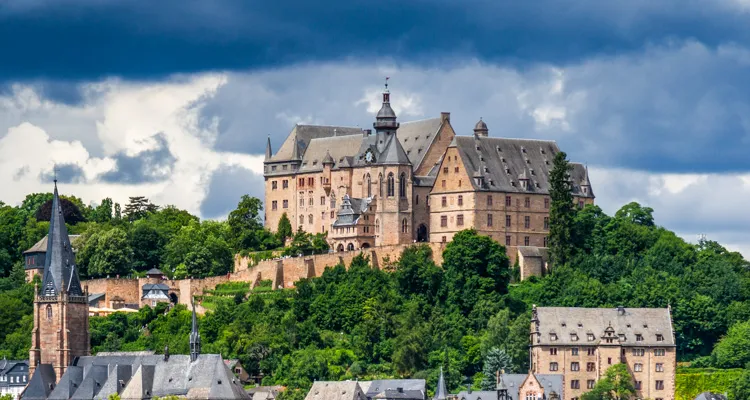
29,180 -> 90,380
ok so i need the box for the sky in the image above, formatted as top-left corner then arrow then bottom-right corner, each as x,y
2,0 -> 750,255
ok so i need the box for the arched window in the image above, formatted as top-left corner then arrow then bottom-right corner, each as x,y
378,173 -> 383,197
330,193 -> 336,209
308,214 -> 313,224
399,172 -> 407,198
365,174 -> 372,198
347,243 -> 355,251
375,219 -> 380,233
401,218 -> 408,233
299,215 -> 304,225
387,173 -> 395,197
46,305 -> 52,321
337,244 -> 344,252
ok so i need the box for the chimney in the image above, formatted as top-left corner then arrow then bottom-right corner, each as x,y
617,306 -> 625,316
441,112 -> 450,123
363,129 -> 372,136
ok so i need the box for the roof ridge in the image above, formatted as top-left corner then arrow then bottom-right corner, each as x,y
399,117 -> 441,124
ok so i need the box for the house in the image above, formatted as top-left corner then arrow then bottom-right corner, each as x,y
359,379 -> 425,400
141,283 -> 170,307
225,359 -> 251,384
0,359 -> 30,399
304,382 -> 368,400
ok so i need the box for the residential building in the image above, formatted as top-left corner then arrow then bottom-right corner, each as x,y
0,359 -> 30,399
530,306 -> 677,400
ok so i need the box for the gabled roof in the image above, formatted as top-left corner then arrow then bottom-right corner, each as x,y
379,134 -> 411,165
24,235 -> 81,254
299,135 -> 366,173
48,365 -> 84,400
397,117 -> 443,169
533,307 -> 675,346
499,373 -> 563,400
41,183 -> 83,296
21,364 -> 56,400
145,268 -> 164,276
269,125 -> 363,162
305,381 -> 368,400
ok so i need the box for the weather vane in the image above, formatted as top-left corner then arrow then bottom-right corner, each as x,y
385,76 -> 389,89
53,164 -> 58,184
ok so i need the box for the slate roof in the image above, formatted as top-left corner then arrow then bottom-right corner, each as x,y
0,359 -> 29,388
397,118 -> 443,169
24,235 -> 81,254
517,246 -> 549,257
299,135 -> 366,173
21,364 -> 57,400
40,184 -> 84,297
270,125 -> 363,163
449,136 -> 594,197
23,354 -> 251,400
145,268 -> 164,276
694,392 -> 728,400
142,283 -> 169,291
333,196 -> 372,227
453,390 -> 499,400
499,373 -> 563,400
305,381 -> 368,400
88,293 -> 105,306
533,307 -> 675,346
360,379 -> 425,400
433,368 -> 447,400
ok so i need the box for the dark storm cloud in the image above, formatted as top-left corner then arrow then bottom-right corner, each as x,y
1,0 -> 749,80
39,163 -> 87,184
199,165 -> 265,219
98,133 -> 176,184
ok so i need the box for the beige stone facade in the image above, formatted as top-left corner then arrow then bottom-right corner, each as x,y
530,306 -> 676,400
263,85 -> 595,267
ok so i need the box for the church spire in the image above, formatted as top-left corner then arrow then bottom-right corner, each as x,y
373,77 -> 399,133
433,367 -> 447,400
190,297 -> 201,362
41,181 -> 83,297
265,135 -> 273,161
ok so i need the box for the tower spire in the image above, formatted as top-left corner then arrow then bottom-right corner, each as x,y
41,181 -> 82,297
433,367 -> 447,400
190,297 -> 201,362
373,78 -> 399,133
265,135 -> 273,161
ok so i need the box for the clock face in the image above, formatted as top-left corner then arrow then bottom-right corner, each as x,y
365,150 -> 374,163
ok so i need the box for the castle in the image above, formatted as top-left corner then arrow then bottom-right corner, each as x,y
264,81 -> 594,264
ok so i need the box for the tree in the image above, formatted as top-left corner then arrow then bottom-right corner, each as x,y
123,196 -> 158,221
712,321 -> 750,368
91,198 -> 114,223
88,228 -> 133,277
548,151 -> 576,267
35,197 -> 87,224
277,213 -> 293,243
480,348 -> 512,390
129,221 -> 165,271
580,363 -> 635,400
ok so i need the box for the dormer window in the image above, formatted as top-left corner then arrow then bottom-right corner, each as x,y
578,323 -> 583,328
511,181 -> 516,187
545,160 -> 550,165
587,334 -> 595,341
521,147 -> 526,153
496,146 -> 502,152
656,334 -> 664,342
476,146 -> 481,151
505,168 -> 511,174
550,333 -> 558,341
571,333 -> 579,342
530,169 -> 535,175
525,158 -> 531,164
643,323 -> 648,328
636,334 -> 644,342
561,322 -> 567,328
540,148 -> 546,154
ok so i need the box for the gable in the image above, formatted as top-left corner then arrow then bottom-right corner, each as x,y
430,146 -> 473,194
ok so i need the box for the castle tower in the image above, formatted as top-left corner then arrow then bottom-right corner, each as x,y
29,180 -> 90,380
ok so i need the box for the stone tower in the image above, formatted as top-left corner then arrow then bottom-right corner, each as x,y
29,180 -> 90,380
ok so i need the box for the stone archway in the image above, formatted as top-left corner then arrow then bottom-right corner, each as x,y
347,243 -> 355,251
337,244 -> 345,252
361,243 -> 371,249
417,224 -> 429,242
169,293 -> 178,304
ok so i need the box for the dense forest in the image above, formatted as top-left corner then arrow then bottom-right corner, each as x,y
0,155 -> 748,399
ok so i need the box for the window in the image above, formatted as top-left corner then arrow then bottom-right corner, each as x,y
524,236 -> 530,246
399,173 -> 407,198
656,381 -> 664,390
505,196 -> 512,206
570,380 -> 580,389
454,167 -> 459,173
401,219 -> 409,233
656,363 -> 664,372
608,357 -> 612,365
387,173 -> 395,196
272,201 -> 278,210
442,236 -> 447,242
299,178 -> 305,187
587,347 -> 596,355
635,381 -> 642,390
272,181 -> 278,190
458,180 -> 462,187
587,334 -> 595,342
441,180 -> 446,188
457,215 -> 464,226
656,334 -> 664,342
634,363 -> 643,372
636,334 -> 644,342
442,196 -> 447,207
524,216 -> 530,228
299,216 -> 304,225
282,165 -> 288,171
544,217 -> 549,230
320,196 -> 326,205
299,197 -> 305,207
308,214 -> 313,224
487,214 -> 493,227
550,348 -> 558,355
524,197 -> 530,207
46,305 -> 52,321
308,177 -> 314,186
571,348 -> 579,356
571,362 -> 580,371
331,211 -> 335,218
487,195 -> 493,206
331,194 -> 336,209
633,348 -> 645,356
586,379 -> 595,389
571,333 -> 579,342
579,200 -> 584,208
283,180 -> 288,189
458,195 -> 463,206
443,167 -> 449,174
441,216 -> 448,227
506,215 -> 511,227
544,198 -> 549,209
505,236 -> 511,246
543,236 -> 549,247
549,362 -> 558,371
586,362 -> 595,372
655,349 -> 666,356
271,165 -> 277,171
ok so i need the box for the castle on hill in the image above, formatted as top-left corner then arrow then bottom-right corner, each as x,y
264,81 -> 594,266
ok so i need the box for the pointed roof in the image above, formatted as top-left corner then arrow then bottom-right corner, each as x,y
265,136 -> 273,161
190,297 -> 201,362
379,135 -> 411,165
433,367 -> 447,400
374,80 -> 399,132
322,150 -> 335,165
41,181 -> 83,297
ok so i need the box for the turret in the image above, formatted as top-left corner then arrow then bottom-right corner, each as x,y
322,150 -> 334,195
373,78 -> 399,134
473,118 -> 488,137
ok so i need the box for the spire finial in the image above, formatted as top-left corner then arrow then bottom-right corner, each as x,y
53,164 -> 58,187
385,76 -> 389,90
